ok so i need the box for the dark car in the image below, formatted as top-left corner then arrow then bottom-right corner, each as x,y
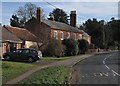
3,48 -> 39,63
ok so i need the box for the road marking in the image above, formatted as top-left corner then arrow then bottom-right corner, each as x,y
102,73 -> 109,76
94,73 -> 103,77
103,54 -> 120,77
105,65 -> 110,69
81,72 -> 115,78
111,70 -> 120,76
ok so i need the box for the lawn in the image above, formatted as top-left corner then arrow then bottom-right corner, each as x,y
2,61 -> 37,84
42,56 -> 78,61
18,66 -> 71,85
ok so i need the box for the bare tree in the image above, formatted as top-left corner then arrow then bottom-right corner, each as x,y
15,2 -> 37,27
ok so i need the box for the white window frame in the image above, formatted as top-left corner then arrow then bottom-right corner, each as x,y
67,32 -> 70,39
74,33 -> 76,40
79,34 -> 82,39
54,31 -> 58,39
60,31 -> 64,40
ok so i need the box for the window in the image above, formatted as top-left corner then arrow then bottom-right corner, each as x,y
79,34 -> 82,39
22,49 -> 30,54
10,43 -> 17,51
74,33 -> 76,40
30,50 -> 37,54
54,31 -> 58,39
60,32 -> 64,40
16,49 -> 22,53
67,32 -> 70,39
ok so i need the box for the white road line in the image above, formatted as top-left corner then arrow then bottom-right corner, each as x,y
103,54 -> 120,77
111,70 -> 120,76
105,65 -> 110,69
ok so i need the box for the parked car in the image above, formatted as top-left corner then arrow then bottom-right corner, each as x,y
38,50 -> 42,59
3,48 -> 40,63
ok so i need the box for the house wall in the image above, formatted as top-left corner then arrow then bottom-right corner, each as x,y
17,43 -> 22,49
2,43 -> 10,53
25,41 -> 37,48
41,23 -> 51,41
0,42 -> 3,58
51,29 -> 67,40
2,42 -> 22,54
41,21 -> 91,44
50,29 -> 85,41
83,36 -> 91,44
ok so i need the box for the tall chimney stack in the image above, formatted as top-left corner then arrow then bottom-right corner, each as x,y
36,7 -> 42,24
70,11 -> 76,27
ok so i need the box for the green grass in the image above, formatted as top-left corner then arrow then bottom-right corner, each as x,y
2,61 -> 37,84
18,66 -> 71,85
42,56 -> 77,61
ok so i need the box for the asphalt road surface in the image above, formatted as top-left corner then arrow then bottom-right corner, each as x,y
73,51 -> 120,85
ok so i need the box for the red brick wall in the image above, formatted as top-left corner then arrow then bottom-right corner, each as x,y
50,29 -> 84,41
83,36 -> 91,44
3,43 -> 10,53
3,43 -> 22,53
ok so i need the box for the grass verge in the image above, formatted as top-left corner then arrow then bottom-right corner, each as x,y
2,61 -> 37,84
18,66 -> 71,85
42,56 -> 77,61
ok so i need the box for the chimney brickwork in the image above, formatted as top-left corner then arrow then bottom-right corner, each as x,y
36,7 -> 42,24
70,11 -> 76,27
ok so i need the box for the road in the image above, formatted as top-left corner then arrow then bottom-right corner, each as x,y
72,51 -> 120,85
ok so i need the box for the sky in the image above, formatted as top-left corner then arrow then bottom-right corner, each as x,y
0,0 -> 120,26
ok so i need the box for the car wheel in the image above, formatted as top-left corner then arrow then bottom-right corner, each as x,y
28,57 -> 34,63
5,56 -> 11,61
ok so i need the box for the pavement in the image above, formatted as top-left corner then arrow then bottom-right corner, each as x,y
4,53 -> 94,85
70,50 -> 120,85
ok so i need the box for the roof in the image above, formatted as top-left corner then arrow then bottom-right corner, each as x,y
4,26 -> 39,42
25,17 -> 90,37
81,30 -> 91,37
2,26 -> 22,43
43,19 -> 91,37
42,19 -> 82,33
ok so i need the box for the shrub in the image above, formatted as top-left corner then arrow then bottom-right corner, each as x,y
78,39 -> 89,54
62,39 -> 78,56
43,39 -> 64,57
89,43 -> 95,49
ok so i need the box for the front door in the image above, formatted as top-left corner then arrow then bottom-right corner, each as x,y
10,43 -> 17,52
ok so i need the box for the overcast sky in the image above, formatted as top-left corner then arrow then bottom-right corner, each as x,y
0,0 -> 119,26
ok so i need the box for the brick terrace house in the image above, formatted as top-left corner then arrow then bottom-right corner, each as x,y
1,26 -> 22,54
25,7 -> 91,44
1,26 -> 39,54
